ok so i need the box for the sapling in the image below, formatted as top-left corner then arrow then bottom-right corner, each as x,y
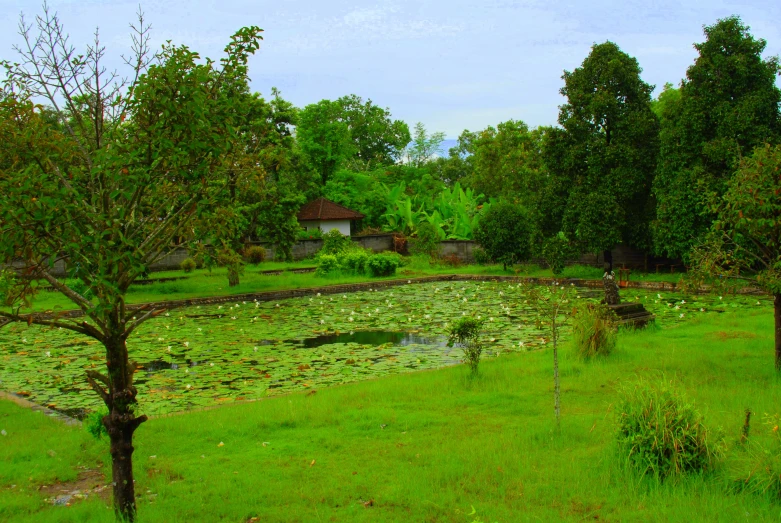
447,316 -> 485,376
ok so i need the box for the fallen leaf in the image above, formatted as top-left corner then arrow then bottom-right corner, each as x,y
309,459 -> 315,467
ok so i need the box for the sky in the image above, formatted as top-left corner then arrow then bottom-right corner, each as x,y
1,0 -> 780,138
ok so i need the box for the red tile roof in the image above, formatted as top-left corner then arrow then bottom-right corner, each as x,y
297,197 -> 365,221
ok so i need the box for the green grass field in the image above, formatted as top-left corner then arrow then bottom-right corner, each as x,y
7,259 -> 682,314
2,307 -> 780,522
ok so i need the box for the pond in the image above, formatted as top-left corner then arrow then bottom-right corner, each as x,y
0,281 -> 770,418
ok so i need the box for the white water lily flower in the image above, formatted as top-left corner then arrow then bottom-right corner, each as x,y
231,316 -> 237,320
343,295 -> 347,299
275,303 -> 280,308
674,305 -> 680,310
197,328 -> 202,332
309,298 -> 313,302
320,320 -> 325,324
756,301 -> 761,305
158,337 -> 165,341
165,312 -> 170,317
519,341 -> 524,347
184,341 -> 190,347
317,293 -> 321,297
700,308 -> 705,312
489,337 -> 496,342
719,296 -> 723,300
185,369 -> 189,373
489,317 -> 494,322
679,313 -> 684,318
218,306 -> 223,310
210,363 -> 214,366
186,384 -> 191,389
167,346 -> 172,352
253,346 -> 258,352
462,298 -> 467,302
348,317 -> 354,322
375,308 -> 380,313
45,351 -> 51,357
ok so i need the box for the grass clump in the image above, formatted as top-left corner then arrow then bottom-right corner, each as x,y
447,316 -> 485,375
571,303 -> 617,359
616,377 -> 722,479
725,412 -> 781,500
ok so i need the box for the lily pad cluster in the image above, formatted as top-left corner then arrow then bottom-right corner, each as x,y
0,282 -> 770,418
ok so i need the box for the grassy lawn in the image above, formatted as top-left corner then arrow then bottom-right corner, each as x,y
2,308 -> 780,521
8,259 -> 683,314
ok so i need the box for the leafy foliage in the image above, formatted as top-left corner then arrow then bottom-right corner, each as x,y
543,41 -> 659,255
409,221 -> 442,258
320,230 -> 353,255
365,252 -> 402,277
180,258 -> 197,273
616,377 -> 722,478
447,316 -> 485,375
653,17 -> 781,259
473,202 -> 532,270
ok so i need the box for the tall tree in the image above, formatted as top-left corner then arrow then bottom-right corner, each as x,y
406,122 -> 446,167
653,16 -> 781,259
0,7 -> 263,520
543,41 -> 660,255
465,119 -> 546,200
296,99 -> 354,185
336,94 -> 410,168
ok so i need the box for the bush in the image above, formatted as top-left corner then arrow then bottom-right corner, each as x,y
616,377 -> 722,479
365,252 -> 402,277
297,228 -> 322,241
341,249 -> 371,274
726,413 -> 781,500
320,229 -> 352,255
473,202 -> 533,270
472,247 -> 490,265
409,221 -> 442,258
440,254 -> 462,268
243,246 -> 266,264
180,257 -> 197,273
541,232 -> 574,275
572,304 -> 617,359
217,249 -> 244,287
447,316 -> 485,375
315,254 -> 339,276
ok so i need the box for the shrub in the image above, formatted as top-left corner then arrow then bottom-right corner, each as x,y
85,409 -> 108,440
217,249 -> 244,287
341,249 -> 370,274
180,257 -> 197,273
473,202 -> 533,270
472,246 -> 490,265
409,221 -> 442,258
616,377 -> 722,479
365,252 -> 402,277
440,253 -> 462,268
726,413 -> 781,500
320,229 -> 352,255
243,246 -> 266,264
447,316 -> 485,375
315,254 -> 339,276
541,232 -> 574,275
571,304 -> 617,359
297,228 -> 322,241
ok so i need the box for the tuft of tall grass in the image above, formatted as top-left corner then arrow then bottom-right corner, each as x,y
725,412 -> 781,500
616,376 -> 723,479
571,303 -> 618,359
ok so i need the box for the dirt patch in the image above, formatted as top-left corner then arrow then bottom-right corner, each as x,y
38,467 -> 110,506
708,331 -> 758,341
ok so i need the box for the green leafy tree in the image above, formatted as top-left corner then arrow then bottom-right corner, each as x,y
430,129 -> 476,186
0,7 -> 263,519
336,94 -> 411,168
473,202 -> 532,270
465,120 -> 546,200
406,122 -> 446,167
689,144 -> 781,371
256,182 -> 305,261
544,41 -> 660,255
297,99 -> 355,185
653,16 -> 781,259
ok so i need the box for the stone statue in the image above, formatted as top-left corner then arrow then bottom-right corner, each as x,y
602,263 -> 620,305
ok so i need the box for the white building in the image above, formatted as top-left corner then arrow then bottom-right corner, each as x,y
297,197 -> 364,237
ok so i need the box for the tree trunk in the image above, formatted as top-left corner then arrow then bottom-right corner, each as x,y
775,293 -> 781,372
100,334 -> 147,522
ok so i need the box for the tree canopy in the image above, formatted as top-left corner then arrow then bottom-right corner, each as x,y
653,16 -> 781,259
